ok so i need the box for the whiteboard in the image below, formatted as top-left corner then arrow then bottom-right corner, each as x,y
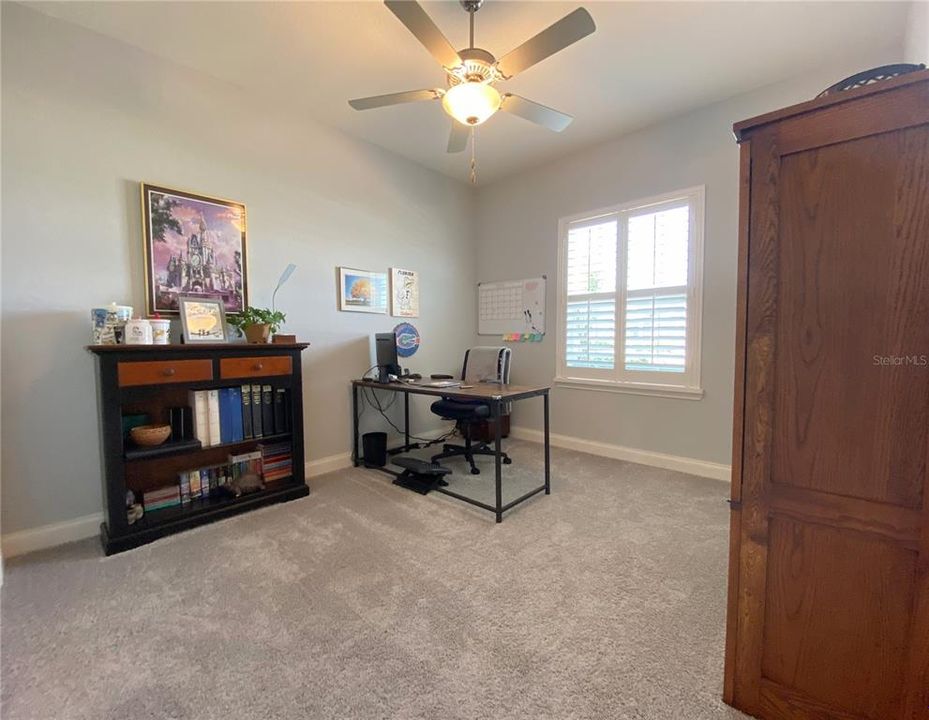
478,276 -> 546,335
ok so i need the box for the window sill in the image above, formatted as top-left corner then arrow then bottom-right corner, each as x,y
554,376 -> 704,400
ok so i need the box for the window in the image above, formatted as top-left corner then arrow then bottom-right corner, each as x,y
557,187 -> 704,398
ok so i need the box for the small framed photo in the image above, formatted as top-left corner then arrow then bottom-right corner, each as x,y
390,267 -> 419,318
178,296 -> 227,343
338,267 -> 388,314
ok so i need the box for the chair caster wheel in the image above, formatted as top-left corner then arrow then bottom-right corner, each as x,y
470,467 -> 481,475
503,457 -> 512,465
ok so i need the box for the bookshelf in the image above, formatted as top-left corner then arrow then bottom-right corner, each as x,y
88,343 -> 310,555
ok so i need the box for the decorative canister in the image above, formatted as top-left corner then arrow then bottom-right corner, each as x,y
124,318 -> 153,345
106,303 -> 133,344
91,308 -> 114,344
149,318 -> 171,345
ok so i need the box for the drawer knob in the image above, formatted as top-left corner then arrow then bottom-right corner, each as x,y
162,368 -> 176,377
254,362 -> 264,371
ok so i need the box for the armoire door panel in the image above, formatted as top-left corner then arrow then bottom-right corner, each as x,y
760,515 -> 917,720
759,678 -> 871,720
771,127 -> 929,509
768,483 -> 923,548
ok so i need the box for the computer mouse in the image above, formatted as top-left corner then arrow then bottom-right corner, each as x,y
408,373 -> 422,380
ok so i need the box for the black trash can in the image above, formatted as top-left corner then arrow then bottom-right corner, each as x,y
362,431 -> 388,468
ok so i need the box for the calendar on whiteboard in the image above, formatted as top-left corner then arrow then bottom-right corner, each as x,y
478,277 -> 546,335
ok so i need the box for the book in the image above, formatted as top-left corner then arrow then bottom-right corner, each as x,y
207,389 -> 221,447
262,385 -> 274,437
230,450 -> 262,478
274,388 -> 287,434
229,387 -> 244,442
259,441 -> 293,483
218,388 -> 244,444
189,468 -> 202,499
188,391 -> 210,446
219,388 -> 233,444
251,384 -> 263,438
179,471 -> 191,505
200,468 -> 211,498
143,486 -> 180,510
241,384 -> 253,439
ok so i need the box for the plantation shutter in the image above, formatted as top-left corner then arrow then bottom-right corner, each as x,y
565,218 -> 618,369
623,204 -> 689,373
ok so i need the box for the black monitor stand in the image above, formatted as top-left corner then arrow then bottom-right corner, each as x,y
377,363 -> 401,383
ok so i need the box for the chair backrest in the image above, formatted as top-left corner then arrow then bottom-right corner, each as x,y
461,347 -> 511,384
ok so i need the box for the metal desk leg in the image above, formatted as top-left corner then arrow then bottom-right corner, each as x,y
352,384 -> 360,467
404,392 -> 410,450
494,398 -> 503,523
544,390 -> 551,494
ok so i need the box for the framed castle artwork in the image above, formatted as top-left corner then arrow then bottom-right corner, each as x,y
141,183 -> 249,315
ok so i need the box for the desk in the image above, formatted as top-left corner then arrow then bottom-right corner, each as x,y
351,379 -> 551,522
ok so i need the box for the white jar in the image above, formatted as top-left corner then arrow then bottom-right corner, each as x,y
149,318 -> 171,345
124,318 -> 153,345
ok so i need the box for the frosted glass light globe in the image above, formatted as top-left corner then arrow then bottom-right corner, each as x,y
442,82 -> 502,126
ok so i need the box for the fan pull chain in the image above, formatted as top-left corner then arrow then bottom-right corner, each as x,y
469,126 -> 477,185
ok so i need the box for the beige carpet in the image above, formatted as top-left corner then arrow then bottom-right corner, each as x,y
2,440 -> 747,720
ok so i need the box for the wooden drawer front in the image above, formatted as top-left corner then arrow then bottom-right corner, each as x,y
118,359 -> 213,387
220,355 -> 292,380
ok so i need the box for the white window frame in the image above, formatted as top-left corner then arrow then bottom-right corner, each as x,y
556,186 -> 705,400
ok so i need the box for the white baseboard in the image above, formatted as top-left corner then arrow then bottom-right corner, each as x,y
2,512 -> 104,558
306,451 -> 353,477
509,426 -> 732,482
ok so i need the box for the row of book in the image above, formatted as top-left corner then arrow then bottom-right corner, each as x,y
141,445 -> 293,512
260,441 -> 293,483
188,385 -> 290,447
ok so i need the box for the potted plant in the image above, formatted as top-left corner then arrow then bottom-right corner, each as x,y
229,306 -> 286,344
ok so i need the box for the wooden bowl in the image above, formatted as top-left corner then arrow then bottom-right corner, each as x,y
130,424 -> 172,446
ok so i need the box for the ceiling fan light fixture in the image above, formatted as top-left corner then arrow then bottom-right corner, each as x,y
441,81 -> 501,126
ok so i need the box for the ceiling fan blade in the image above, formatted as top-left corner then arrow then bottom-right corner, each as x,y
501,94 -> 573,132
447,122 -> 469,153
496,8 -> 595,79
348,89 -> 439,110
384,0 -> 462,69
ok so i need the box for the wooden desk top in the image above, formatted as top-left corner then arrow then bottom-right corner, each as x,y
351,378 -> 550,402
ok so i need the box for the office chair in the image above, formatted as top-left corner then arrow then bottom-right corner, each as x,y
430,347 -> 513,475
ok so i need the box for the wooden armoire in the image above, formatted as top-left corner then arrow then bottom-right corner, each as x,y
724,70 -> 929,720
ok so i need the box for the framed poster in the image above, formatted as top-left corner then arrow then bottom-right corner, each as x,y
141,183 -> 248,316
178,296 -> 227,343
338,267 -> 388,314
390,267 -> 419,318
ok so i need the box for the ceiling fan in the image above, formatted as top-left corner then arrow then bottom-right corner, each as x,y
348,0 -> 596,159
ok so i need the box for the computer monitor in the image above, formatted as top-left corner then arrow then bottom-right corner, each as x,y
375,332 -> 401,383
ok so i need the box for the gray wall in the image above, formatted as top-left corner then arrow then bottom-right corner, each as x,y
907,0 -> 929,62
0,4 -> 476,535
0,2 -> 910,537
474,51 -> 900,466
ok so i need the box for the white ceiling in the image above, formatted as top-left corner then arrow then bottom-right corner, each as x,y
29,1 -> 910,184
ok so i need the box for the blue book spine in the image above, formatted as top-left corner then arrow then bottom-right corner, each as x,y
230,387 -> 244,442
219,388 -> 234,444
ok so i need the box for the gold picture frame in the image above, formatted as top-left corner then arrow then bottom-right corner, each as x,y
141,183 -> 249,316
